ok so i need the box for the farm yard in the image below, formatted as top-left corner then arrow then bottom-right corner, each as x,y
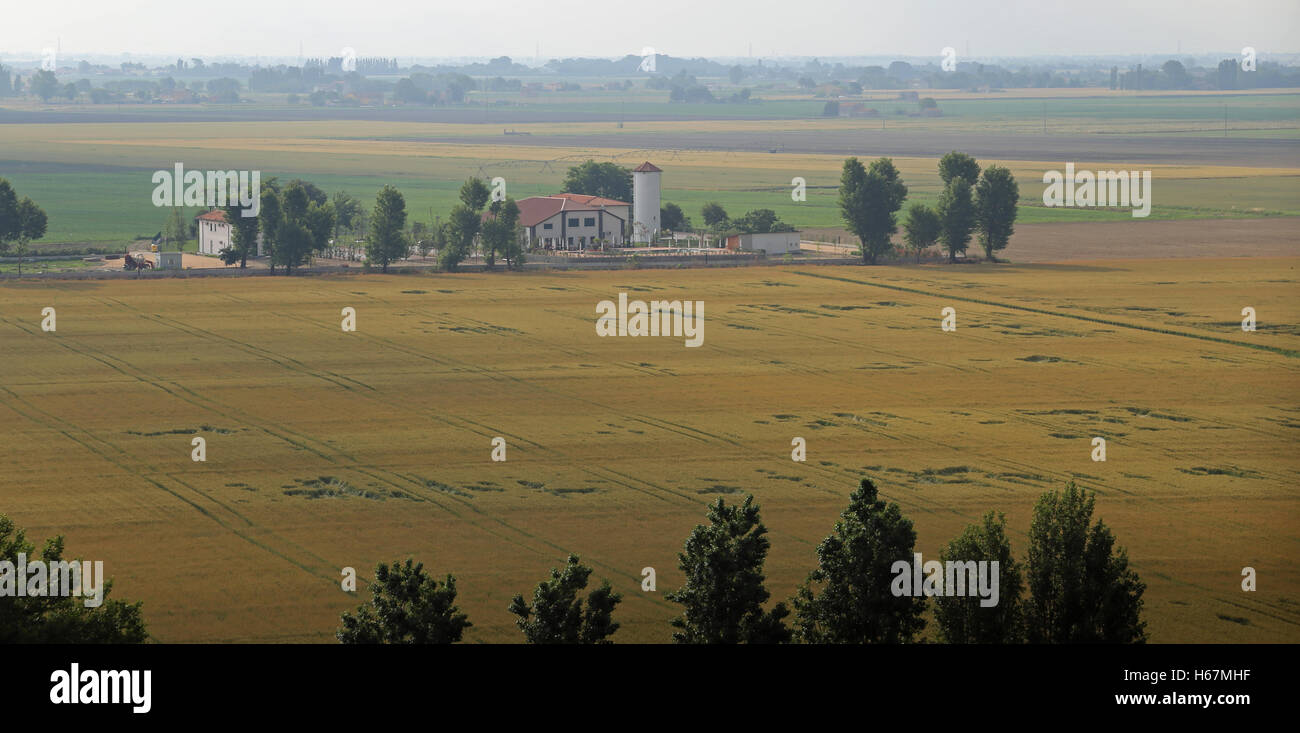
1,259 -> 1296,643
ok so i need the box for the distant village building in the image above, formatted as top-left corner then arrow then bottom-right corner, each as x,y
725,231 -> 802,255
515,193 -> 629,250
196,210 -> 263,257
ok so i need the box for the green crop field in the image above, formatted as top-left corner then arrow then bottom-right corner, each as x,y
2,109 -> 1297,246
1,259 -> 1296,643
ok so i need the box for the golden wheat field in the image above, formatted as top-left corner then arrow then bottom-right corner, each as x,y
1,258 -> 1297,643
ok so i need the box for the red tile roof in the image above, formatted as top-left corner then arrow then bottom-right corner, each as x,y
632,161 -> 661,173
515,194 -> 628,228
195,209 -> 229,223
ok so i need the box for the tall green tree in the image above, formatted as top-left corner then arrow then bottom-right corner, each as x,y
938,150 -> 981,186
561,160 -> 633,202
0,179 -> 46,255
1024,483 -> 1148,643
660,202 -> 690,231
901,202 -> 941,263
508,554 -> 622,644
441,205 -> 478,271
458,177 -> 491,212
666,495 -> 791,644
163,207 -> 189,251
937,177 -> 976,262
258,179 -> 283,273
480,197 -> 521,269
793,478 -> 927,643
0,514 -> 148,643
975,165 -> 1019,262
12,197 -> 47,275
219,204 -> 261,268
935,511 -> 1024,643
366,185 -> 408,273
701,201 -> 729,229
330,191 -> 363,250
337,559 -> 471,644
838,156 -> 908,265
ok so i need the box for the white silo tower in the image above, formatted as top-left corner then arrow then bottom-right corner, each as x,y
632,161 -> 662,244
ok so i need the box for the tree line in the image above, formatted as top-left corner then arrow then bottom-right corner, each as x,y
840,151 -> 1020,265
337,479 -> 1147,644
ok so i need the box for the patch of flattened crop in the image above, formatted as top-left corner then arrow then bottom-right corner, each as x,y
283,476 -> 395,501
1178,466 -> 1263,479
442,324 -> 523,335
1124,407 -> 1193,422
1018,355 -> 1070,363
126,424 -> 240,436
695,484 -> 744,495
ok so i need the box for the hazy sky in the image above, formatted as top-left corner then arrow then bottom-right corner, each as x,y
3,0 -> 1298,61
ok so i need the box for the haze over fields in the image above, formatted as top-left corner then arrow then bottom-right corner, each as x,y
1,3 -> 1298,647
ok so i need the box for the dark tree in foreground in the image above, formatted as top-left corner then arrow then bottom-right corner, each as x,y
0,514 -> 148,643
935,510 -> 1024,643
508,554 -> 622,644
975,165 -> 1019,262
793,479 -> 926,643
1024,483 -> 1147,643
337,559 -> 471,644
666,495 -> 791,644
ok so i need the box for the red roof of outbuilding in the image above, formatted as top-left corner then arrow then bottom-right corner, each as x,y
632,161 -> 661,172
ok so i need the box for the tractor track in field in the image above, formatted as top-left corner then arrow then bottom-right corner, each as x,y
0,375 -> 345,602
3,311 -> 568,595
792,270 -> 1300,360
69,296 -> 692,599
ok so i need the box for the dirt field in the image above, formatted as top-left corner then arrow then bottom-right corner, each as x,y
0,258 -> 1295,644
803,216 -> 1300,262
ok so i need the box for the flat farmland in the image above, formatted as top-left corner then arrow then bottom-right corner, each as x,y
1,259 -> 1297,643
3,118 -> 1299,245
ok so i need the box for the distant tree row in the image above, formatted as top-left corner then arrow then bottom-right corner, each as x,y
338,479 -> 1147,644
840,151 -> 1019,265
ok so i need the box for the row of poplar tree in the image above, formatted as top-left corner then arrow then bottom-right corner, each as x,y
336,479 -> 1148,644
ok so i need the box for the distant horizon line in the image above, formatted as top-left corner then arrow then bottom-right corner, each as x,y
4,50 -> 1300,67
